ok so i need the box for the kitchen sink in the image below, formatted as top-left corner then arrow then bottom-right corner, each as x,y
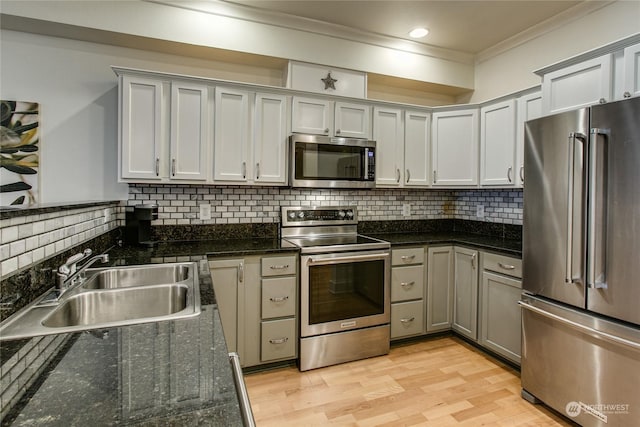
81,264 -> 192,289
0,262 -> 201,340
42,284 -> 190,328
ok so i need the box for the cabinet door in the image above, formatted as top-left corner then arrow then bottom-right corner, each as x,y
480,99 -> 516,187
373,106 -> 404,186
452,247 -> 478,340
334,102 -> 371,139
170,82 -> 208,181
426,246 -> 453,332
209,258 -> 243,353
404,110 -> 431,187
480,271 -> 522,364
121,75 -> 163,180
541,55 -> 612,115
516,91 -> 542,187
214,87 -> 249,181
254,93 -> 288,184
431,108 -> 479,187
291,96 -> 332,135
623,43 -> 640,99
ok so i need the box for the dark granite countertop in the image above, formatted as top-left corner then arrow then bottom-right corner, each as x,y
2,226 -> 519,425
2,245 -> 245,426
366,231 -> 522,257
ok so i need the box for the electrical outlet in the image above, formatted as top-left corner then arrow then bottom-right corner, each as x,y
402,203 -> 411,217
199,204 -> 212,220
476,205 -> 485,218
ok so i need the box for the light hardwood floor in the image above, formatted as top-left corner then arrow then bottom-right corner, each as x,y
244,336 -> 574,426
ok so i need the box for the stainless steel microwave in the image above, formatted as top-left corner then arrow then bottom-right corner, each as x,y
289,134 -> 376,189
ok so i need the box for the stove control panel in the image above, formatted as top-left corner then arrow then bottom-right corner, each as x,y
281,206 -> 358,226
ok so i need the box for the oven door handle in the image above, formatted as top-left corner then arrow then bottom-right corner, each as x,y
307,253 -> 388,266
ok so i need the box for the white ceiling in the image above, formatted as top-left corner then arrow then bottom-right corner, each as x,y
225,0 -> 587,54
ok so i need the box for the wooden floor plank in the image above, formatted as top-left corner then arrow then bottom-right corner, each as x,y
244,336 -> 573,427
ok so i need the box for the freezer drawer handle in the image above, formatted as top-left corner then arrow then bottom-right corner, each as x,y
519,301 -> 640,351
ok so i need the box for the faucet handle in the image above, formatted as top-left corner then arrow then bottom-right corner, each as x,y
59,249 -> 92,275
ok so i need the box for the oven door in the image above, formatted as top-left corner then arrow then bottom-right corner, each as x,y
300,250 -> 390,337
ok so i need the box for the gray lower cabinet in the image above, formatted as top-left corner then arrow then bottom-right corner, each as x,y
452,247 -> 479,340
209,253 -> 298,368
426,246 -> 454,332
479,252 -> 523,365
390,247 -> 425,339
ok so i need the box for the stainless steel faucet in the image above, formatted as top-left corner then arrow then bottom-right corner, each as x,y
57,249 -> 109,296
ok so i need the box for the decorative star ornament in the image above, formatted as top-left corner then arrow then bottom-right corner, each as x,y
321,72 -> 338,90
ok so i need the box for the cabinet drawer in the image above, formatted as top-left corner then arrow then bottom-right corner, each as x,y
392,247 -> 424,266
261,255 -> 297,277
262,277 -> 296,319
261,318 -> 296,362
391,300 -> 424,339
391,265 -> 424,302
482,252 -> 522,278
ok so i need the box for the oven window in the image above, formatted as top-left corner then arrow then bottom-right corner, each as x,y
294,142 -> 365,180
308,260 -> 385,324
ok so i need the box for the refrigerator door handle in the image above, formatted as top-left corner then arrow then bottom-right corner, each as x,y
588,128 -> 610,289
519,300 -> 640,351
566,132 -> 586,284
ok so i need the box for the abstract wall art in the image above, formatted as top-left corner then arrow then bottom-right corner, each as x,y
1,100 -> 40,207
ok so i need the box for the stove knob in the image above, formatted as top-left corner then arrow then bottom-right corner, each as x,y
288,212 -> 296,220
338,210 -> 346,218
297,211 -> 305,219
346,210 -> 354,218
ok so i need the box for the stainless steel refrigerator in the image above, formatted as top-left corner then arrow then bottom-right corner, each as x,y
521,96 -> 640,427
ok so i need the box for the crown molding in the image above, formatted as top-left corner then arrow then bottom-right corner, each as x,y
148,0 -> 475,65
475,1 -> 615,64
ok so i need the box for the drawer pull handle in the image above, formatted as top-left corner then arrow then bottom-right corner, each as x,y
400,317 -> 415,324
269,337 -> 288,345
269,296 -> 289,303
498,262 -> 516,270
270,264 -> 289,270
400,255 -> 415,262
400,281 -> 415,288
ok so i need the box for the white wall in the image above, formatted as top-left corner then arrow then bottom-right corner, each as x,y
0,29 -> 284,204
469,1 -> 640,102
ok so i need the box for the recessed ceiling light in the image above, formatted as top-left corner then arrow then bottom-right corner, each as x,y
409,27 -> 429,38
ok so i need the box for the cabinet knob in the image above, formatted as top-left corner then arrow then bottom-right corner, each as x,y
324,128 -> 330,134
406,169 -> 410,183
336,129 -> 341,134
400,317 -> 415,324
623,91 -> 631,98
155,158 -> 160,176
396,168 -> 400,183
599,98 -> 606,104
520,166 -> 524,183
171,158 -> 176,176
242,162 -> 246,179
256,163 -> 260,180
507,166 -> 512,183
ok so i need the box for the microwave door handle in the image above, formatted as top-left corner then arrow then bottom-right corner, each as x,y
307,253 -> 388,266
588,128 -> 610,289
